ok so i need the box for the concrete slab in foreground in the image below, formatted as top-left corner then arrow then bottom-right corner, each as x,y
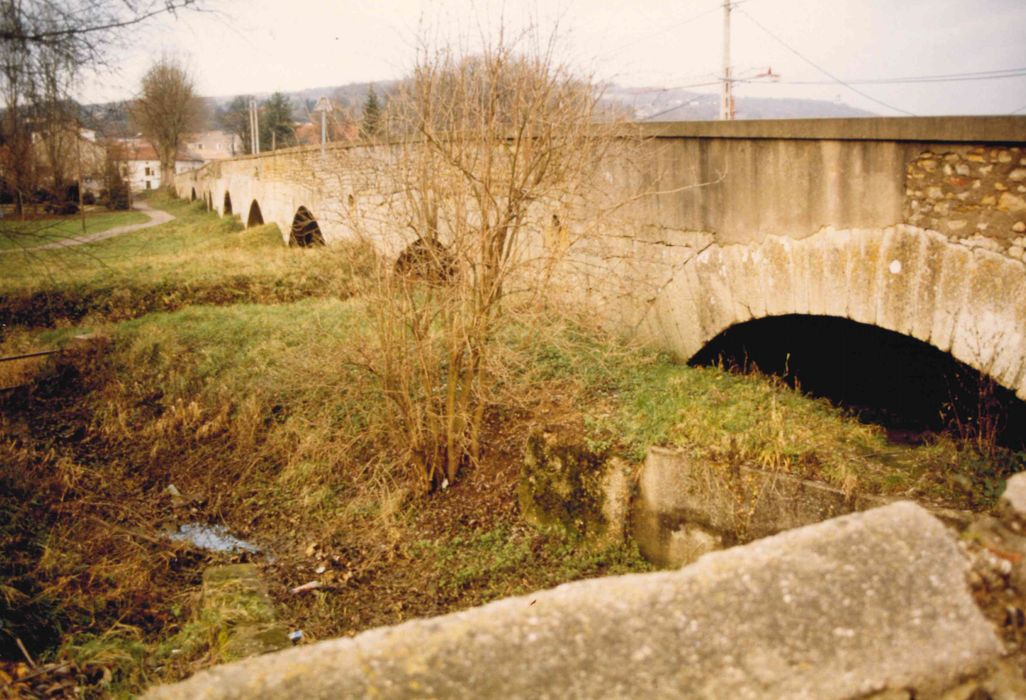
146,502 -> 1000,700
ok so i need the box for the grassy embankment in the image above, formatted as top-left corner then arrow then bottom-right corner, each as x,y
0,192 -> 366,332
1,194 -> 1022,696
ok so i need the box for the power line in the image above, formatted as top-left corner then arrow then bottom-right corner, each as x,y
596,0 -> 761,63
738,68 -> 1026,86
843,66 -> 1026,81
595,3 -> 721,61
736,7 -> 916,116
618,75 -> 724,94
642,87 -> 722,121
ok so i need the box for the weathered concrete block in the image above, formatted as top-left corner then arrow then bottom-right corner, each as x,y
909,229 -> 948,342
929,241 -> 973,354
999,472 -> 1026,527
518,432 -> 630,544
663,522 -> 722,565
200,564 -> 290,663
631,447 -> 974,567
692,246 -> 741,340
631,447 -> 881,565
146,503 -> 1001,700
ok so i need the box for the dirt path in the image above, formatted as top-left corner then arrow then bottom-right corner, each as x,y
1,200 -> 174,253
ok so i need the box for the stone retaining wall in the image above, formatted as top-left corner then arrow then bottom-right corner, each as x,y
631,446 -> 972,567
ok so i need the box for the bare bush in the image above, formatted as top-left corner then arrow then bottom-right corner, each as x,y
338,28 -> 629,492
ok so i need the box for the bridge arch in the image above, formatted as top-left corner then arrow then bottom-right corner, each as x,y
395,237 -> 455,282
289,206 -> 324,247
691,313 -> 1026,448
645,226 -> 1026,401
223,191 -> 233,216
247,200 -> 264,228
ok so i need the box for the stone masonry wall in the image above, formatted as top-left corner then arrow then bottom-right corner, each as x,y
905,145 -> 1026,263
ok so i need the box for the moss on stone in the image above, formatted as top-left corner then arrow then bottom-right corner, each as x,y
518,431 -> 613,542
197,564 -> 289,663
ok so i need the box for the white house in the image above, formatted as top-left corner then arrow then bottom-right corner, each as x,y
110,139 -> 205,192
182,130 -> 242,160
110,131 -> 243,192
112,139 -> 163,192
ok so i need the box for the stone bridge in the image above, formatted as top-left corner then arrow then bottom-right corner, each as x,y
175,117 -> 1026,399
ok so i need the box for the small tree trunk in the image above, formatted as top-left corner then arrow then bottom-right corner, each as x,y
162,160 -> 175,192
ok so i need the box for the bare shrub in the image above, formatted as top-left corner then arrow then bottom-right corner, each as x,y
337,27 -> 629,492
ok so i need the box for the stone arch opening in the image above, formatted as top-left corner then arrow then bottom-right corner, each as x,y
395,237 -> 455,282
657,227 -> 1026,403
289,206 -> 324,247
690,314 -> 1026,450
190,187 -> 196,201
223,191 -> 233,216
247,200 -> 264,228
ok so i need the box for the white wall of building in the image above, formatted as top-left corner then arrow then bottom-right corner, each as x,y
122,160 -> 162,192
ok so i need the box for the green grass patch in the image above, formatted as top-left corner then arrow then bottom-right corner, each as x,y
0,192 -> 368,328
6,284 -> 1022,696
506,318 -> 1024,508
75,298 -> 1022,513
413,523 -> 652,604
0,209 -> 149,251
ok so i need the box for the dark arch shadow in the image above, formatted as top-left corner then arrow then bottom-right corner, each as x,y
690,314 -> 1026,450
247,200 -> 264,228
289,206 -> 324,247
223,191 -> 233,216
190,187 -> 196,201
395,237 -> 455,283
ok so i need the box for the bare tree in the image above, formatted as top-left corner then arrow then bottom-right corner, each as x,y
218,95 -> 252,154
132,55 -> 201,190
340,28 -> 626,492
33,32 -> 78,202
0,1 -> 198,56
0,0 -> 202,215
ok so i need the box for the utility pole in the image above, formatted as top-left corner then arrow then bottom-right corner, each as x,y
249,98 -> 261,155
313,97 -> 333,160
720,0 -> 736,120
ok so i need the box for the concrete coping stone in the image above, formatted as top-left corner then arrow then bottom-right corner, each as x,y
146,502 -> 1000,700
643,116 -> 1026,144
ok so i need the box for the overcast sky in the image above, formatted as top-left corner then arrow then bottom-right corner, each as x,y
81,0 -> 1026,116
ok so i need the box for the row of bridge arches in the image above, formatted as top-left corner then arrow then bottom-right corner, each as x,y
213,189 -> 323,247
190,187 -> 215,211
187,181 -> 1026,450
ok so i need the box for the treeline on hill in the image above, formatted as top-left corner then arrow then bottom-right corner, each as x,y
79,80 -> 399,145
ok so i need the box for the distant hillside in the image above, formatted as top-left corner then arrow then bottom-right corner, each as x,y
82,80 -> 400,137
82,80 -> 874,138
205,81 -> 400,119
605,85 -> 875,120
